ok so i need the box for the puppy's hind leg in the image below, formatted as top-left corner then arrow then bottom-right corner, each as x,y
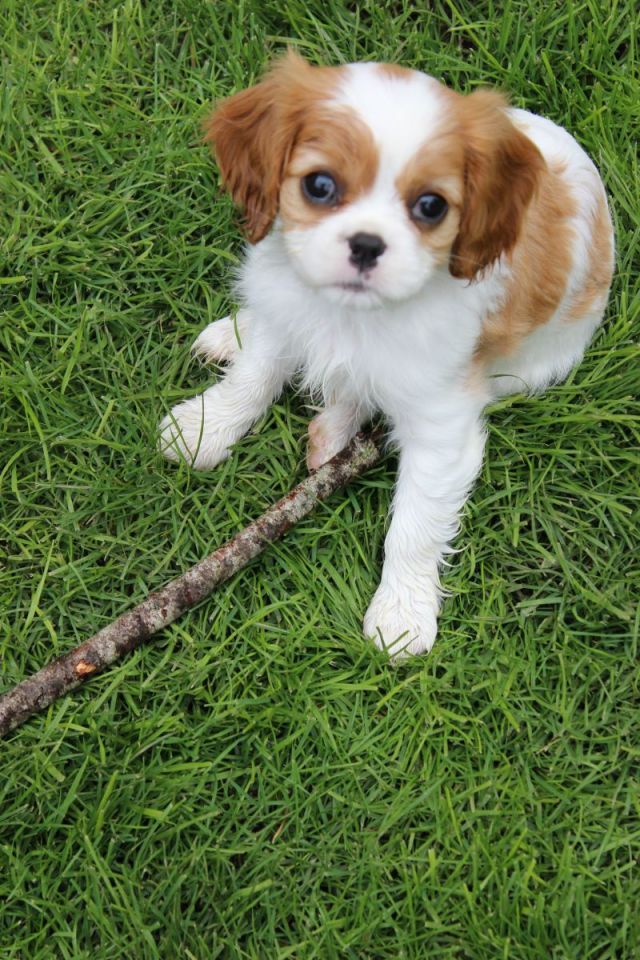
307,400 -> 369,471
191,309 -> 251,365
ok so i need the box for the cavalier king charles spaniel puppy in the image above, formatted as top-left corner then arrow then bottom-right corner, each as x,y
160,52 -> 614,658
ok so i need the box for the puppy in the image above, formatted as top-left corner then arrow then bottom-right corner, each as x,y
160,52 -> 614,657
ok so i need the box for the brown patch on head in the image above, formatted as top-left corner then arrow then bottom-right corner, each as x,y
449,88 -> 546,280
394,132 -> 466,266
375,63 -> 417,81
475,159 -> 578,362
279,110 -> 378,230
204,51 -> 345,242
565,192 -> 614,321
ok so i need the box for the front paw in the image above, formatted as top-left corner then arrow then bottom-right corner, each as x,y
191,310 -> 249,364
363,583 -> 439,660
159,396 -> 232,470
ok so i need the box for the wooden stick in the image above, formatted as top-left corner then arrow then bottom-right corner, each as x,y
0,432 -> 382,737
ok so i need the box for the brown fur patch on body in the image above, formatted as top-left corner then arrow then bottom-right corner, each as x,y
475,161 -> 577,363
565,192 -> 614,321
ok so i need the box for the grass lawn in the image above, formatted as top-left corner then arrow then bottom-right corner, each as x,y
1,0 -> 638,956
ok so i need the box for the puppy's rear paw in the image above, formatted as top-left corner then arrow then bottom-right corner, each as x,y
159,397 -> 232,470
307,404 -> 360,470
191,311 -> 249,364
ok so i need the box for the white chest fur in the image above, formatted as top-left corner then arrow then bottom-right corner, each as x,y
239,233 -> 505,417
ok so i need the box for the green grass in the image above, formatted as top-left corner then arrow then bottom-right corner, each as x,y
1,0 -> 638,956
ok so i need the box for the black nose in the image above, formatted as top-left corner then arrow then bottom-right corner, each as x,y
348,232 -> 387,271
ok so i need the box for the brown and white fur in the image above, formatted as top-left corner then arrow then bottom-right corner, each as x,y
160,53 -> 614,658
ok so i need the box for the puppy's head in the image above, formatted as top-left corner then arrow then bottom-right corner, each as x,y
206,53 -> 544,308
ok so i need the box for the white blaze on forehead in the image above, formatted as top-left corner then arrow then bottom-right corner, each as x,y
334,64 -> 449,189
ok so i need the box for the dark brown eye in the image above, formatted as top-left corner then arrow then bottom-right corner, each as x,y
411,193 -> 448,225
302,172 -> 339,205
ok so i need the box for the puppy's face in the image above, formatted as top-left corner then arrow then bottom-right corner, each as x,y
277,69 -> 464,308
206,54 -> 544,309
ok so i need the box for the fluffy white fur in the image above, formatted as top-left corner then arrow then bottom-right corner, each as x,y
159,61 -> 613,658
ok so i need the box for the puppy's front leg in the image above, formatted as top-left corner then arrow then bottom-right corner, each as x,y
160,321 -> 295,470
364,398 -> 486,658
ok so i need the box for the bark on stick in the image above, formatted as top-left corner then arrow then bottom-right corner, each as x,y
0,431 -> 381,737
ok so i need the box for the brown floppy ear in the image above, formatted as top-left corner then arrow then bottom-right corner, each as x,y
450,89 -> 546,280
204,52 -> 312,243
